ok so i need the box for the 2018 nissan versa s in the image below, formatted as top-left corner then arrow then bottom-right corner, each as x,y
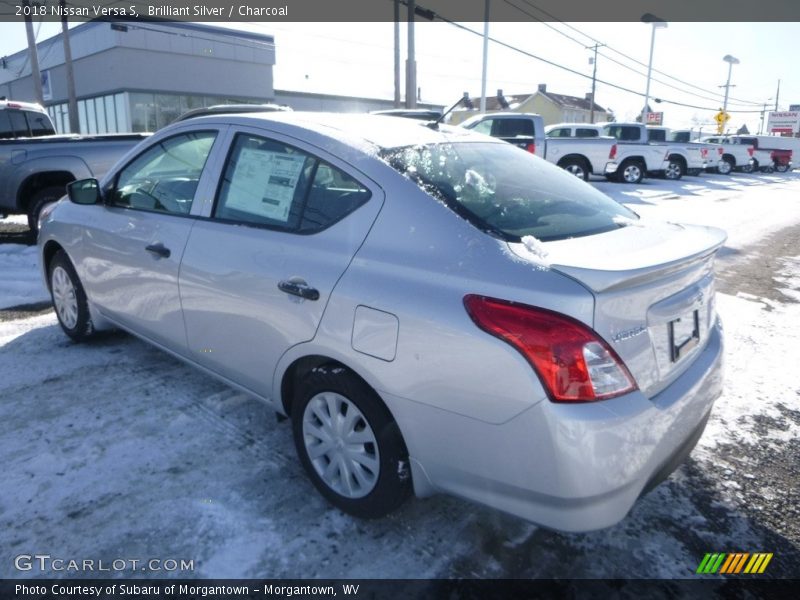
38,113 -> 725,532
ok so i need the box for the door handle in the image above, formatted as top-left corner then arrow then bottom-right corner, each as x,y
145,243 -> 171,258
278,279 -> 320,301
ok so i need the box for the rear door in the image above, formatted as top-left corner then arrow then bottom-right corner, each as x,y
178,127 -> 384,398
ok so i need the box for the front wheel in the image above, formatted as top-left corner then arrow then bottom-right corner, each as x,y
618,160 -> 644,184
291,364 -> 412,518
49,250 -> 95,342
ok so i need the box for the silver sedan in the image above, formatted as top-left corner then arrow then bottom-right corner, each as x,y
38,113 -> 725,532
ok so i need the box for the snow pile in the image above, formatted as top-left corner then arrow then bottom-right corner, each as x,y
0,244 -> 50,309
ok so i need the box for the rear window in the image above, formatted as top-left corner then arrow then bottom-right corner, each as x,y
467,118 -> 534,139
382,141 -> 636,242
647,129 -> 667,142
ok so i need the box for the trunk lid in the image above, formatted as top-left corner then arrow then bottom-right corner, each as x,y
510,221 -> 726,397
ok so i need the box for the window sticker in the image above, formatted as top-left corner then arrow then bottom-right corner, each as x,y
225,148 -> 307,222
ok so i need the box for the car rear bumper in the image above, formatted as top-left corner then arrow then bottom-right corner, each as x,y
395,318 -> 724,532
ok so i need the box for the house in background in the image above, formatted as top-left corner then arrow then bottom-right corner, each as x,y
448,84 -> 610,126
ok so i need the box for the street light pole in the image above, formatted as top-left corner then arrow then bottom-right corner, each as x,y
721,54 -> 739,116
641,14 -> 667,125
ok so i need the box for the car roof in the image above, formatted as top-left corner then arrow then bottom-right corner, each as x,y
0,99 -> 47,113
179,111 -> 488,150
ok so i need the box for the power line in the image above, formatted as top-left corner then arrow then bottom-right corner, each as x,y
435,18 -> 763,113
516,0 -> 764,107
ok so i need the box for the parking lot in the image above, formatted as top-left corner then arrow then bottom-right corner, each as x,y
1,170 -> 799,580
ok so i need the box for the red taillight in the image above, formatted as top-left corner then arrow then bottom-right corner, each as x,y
701,148 -> 708,159
717,147 -> 724,156
747,147 -> 754,157
609,143 -> 617,159
463,295 -> 637,403
526,142 -> 536,154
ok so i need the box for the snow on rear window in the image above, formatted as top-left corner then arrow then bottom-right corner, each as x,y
382,141 -> 637,242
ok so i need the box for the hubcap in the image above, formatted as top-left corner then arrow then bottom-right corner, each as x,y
719,161 -> 732,174
623,165 -> 641,183
52,266 -> 78,329
565,164 -> 585,179
302,391 -> 379,499
665,162 -> 681,179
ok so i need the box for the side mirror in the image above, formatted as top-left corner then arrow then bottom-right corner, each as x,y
67,178 -> 101,205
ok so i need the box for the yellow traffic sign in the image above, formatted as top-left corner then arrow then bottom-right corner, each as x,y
714,111 -> 730,124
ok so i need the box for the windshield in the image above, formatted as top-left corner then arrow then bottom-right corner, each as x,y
382,141 -> 637,242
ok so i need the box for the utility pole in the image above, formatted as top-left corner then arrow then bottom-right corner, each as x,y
479,0 -> 489,114
586,43 -> 605,124
775,79 -> 780,111
405,0 -> 417,109
60,0 -> 79,132
393,0 -> 400,107
23,0 -> 44,104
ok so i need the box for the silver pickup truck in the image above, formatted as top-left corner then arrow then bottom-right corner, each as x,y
0,101 -> 148,236
459,113 -> 619,181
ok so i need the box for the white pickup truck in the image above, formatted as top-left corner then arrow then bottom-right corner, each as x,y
459,113 -> 619,181
596,122 -> 691,182
699,136 -> 756,175
646,126 -> 711,177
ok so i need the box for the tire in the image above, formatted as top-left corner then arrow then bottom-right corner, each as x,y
559,157 -> 590,181
27,185 -> 66,238
718,158 -> 734,175
664,158 -> 685,180
291,364 -> 412,519
618,160 -> 644,184
48,250 -> 95,342
775,164 -> 790,173
740,161 -> 755,174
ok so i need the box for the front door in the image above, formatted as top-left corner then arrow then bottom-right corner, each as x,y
77,129 -> 221,350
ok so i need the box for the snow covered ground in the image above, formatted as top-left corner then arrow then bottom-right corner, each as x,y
0,171 -> 798,580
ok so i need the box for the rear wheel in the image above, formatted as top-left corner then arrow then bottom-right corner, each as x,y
48,250 -> 95,342
618,160 -> 644,184
27,186 -> 66,238
559,157 -> 590,181
718,158 -> 734,175
291,364 -> 412,518
664,158 -> 685,180
740,161 -> 755,174
775,164 -> 790,173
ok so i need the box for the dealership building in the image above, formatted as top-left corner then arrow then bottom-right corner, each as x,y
0,21 -> 430,134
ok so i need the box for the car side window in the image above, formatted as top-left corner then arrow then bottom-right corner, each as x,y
575,128 -> 598,137
25,111 -> 55,136
470,119 -> 493,136
299,162 -> 371,233
111,131 -> 216,215
7,110 -> 29,137
214,133 -> 370,233
548,128 -> 569,138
